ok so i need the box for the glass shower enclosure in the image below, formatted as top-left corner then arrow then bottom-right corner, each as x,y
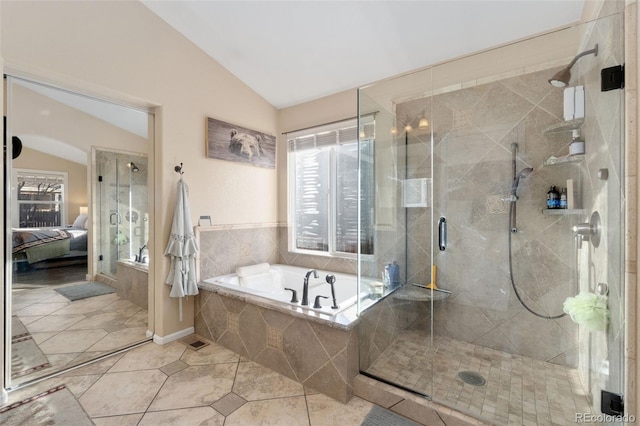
94,149 -> 149,277
357,10 -> 625,425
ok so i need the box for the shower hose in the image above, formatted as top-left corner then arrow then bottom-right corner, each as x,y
508,201 -> 566,320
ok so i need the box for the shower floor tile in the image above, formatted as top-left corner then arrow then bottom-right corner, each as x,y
366,330 -> 592,426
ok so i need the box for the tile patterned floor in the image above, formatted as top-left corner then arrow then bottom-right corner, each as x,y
366,330 -> 593,426
11,283 -> 148,385
4,339 -> 387,425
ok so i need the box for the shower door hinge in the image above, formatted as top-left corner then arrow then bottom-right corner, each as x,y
601,65 -> 624,91
98,255 -> 103,261
601,390 -> 624,416
98,175 -> 103,182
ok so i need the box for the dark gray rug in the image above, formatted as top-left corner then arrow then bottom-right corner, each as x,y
0,385 -> 93,425
54,282 -> 115,301
362,405 -> 421,426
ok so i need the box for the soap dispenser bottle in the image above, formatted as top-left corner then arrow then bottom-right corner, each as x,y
547,186 -> 559,209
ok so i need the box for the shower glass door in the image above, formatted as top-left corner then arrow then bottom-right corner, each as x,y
95,150 -> 148,277
357,67 -> 435,398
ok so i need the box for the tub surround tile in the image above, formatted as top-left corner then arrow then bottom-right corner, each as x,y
284,319 -> 330,381
238,305 -> 267,358
255,347 -> 297,380
196,290 -> 358,403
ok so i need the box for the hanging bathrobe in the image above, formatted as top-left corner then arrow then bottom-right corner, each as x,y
165,178 -> 199,320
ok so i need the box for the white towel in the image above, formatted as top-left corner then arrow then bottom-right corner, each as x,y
236,263 -> 270,277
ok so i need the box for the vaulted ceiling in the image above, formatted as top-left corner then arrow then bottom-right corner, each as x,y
142,1 -> 585,109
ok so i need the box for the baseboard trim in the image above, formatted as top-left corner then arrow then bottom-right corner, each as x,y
153,327 -> 194,345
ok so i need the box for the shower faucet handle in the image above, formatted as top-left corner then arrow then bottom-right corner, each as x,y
572,211 -> 601,248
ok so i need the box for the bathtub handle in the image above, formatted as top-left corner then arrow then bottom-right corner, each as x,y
284,288 -> 299,304
313,295 -> 329,309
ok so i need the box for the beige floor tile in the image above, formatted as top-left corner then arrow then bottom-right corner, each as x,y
233,361 -> 304,400
26,314 -> 84,332
39,329 -> 108,354
225,396 -> 310,426
307,393 -> 374,426
138,406 -> 224,426
180,343 -> 240,365
148,364 -> 237,411
30,331 -> 58,344
79,370 -> 168,416
65,312 -> 127,331
92,414 -> 144,425
61,353 -> 125,377
14,315 -> 43,325
86,326 -> 147,352
124,310 -> 148,327
211,392 -> 247,416
109,341 -> 186,372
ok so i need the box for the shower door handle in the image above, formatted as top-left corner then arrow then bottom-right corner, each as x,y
438,217 -> 447,251
110,212 -> 121,225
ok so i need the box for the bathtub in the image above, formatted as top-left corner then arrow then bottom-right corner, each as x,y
200,264 -> 373,319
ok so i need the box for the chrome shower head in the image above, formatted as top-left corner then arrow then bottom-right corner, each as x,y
548,44 -> 598,87
128,162 -> 140,172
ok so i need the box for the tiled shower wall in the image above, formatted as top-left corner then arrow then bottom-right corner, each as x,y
395,67 -> 582,367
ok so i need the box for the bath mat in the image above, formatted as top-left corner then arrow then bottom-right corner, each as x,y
362,406 -> 421,426
11,316 -> 51,379
54,282 -> 115,301
0,385 -> 93,426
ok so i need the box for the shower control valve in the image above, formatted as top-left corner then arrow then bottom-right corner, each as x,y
572,211 -> 601,248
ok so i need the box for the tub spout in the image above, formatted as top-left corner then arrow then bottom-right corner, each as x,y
301,269 -> 319,306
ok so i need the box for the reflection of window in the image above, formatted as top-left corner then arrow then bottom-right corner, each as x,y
14,169 -> 67,228
288,119 -> 375,257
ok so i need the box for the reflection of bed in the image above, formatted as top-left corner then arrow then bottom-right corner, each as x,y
12,227 -> 88,270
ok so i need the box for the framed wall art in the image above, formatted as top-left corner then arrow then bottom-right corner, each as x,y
206,117 -> 276,169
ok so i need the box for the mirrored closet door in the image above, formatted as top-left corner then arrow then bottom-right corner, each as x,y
4,76 -> 153,388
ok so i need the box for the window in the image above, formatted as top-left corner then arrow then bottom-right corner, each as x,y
288,118 -> 375,257
13,169 -> 67,228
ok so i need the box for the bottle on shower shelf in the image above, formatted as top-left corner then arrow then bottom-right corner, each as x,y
560,188 -> 568,209
547,186 -> 560,209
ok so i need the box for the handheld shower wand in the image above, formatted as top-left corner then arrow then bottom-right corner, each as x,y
509,143 -> 533,233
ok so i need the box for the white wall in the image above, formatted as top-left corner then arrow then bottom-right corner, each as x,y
1,1 -> 278,337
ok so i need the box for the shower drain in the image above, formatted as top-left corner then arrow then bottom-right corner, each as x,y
457,371 -> 486,386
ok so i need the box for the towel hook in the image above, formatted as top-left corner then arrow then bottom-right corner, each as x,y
174,162 -> 184,175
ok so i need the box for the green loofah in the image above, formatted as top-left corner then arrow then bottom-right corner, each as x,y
563,291 -> 609,331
